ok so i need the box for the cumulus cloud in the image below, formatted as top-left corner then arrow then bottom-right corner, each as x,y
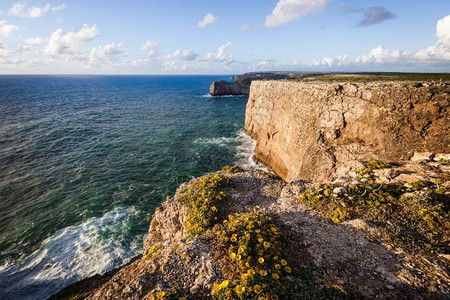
204,42 -> 233,64
45,24 -> 98,56
303,15 -> 450,69
0,20 -> 19,36
8,2 -> 65,18
264,0 -> 331,28
359,6 -> 396,26
18,37 -> 44,53
139,40 -> 159,59
307,54 -> 349,67
196,13 -> 217,28
355,46 -> 410,64
88,42 -> 127,64
415,15 -> 450,61
166,49 -> 198,61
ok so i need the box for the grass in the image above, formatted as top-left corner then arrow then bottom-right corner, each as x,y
298,72 -> 450,83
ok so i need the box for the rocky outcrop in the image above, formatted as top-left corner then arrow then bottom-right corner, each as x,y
51,159 -> 450,299
209,72 -> 303,96
245,80 -> 450,182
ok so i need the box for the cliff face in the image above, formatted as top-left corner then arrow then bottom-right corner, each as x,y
209,72 -> 302,96
245,80 -> 450,182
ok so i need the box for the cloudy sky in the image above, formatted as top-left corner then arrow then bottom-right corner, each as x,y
0,0 -> 449,74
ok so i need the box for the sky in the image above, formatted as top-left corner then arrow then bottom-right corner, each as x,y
0,0 -> 449,74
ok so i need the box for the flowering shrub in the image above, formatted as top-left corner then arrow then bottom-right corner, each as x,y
212,213 -> 294,299
221,165 -> 245,174
178,173 -> 231,235
298,173 -> 449,255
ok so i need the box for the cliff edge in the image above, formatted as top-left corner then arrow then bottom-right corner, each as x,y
209,72 -> 303,96
245,78 -> 450,182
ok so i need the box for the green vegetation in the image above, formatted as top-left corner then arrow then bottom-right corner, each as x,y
177,173 -> 232,235
298,160 -> 450,256
299,72 -> 450,83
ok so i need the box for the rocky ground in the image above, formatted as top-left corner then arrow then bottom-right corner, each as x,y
52,153 -> 449,300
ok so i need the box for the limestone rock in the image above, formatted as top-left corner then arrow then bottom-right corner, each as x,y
245,80 -> 450,182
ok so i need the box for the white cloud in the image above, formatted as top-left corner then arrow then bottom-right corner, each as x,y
204,42 -> 233,64
0,42 -> 25,65
303,15 -> 450,69
8,2 -> 64,18
140,40 -> 158,51
45,24 -> 98,56
0,20 -> 19,36
415,15 -> 450,62
25,37 -> 43,46
355,46 -> 410,64
139,40 -> 160,59
196,13 -> 217,28
264,0 -> 331,28
307,55 -> 349,67
88,42 -> 127,64
163,60 -> 187,71
166,49 -> 198,61
18,37 -> 44,53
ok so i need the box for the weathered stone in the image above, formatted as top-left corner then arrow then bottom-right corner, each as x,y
410,152 -> 435,162
245,80 -> 450,182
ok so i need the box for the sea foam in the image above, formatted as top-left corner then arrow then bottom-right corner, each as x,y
0,206 -> 141,300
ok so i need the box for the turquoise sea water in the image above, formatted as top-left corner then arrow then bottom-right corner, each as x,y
0,75 -> 252,299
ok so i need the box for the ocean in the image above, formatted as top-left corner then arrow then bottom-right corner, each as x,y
0,75 -> 255,299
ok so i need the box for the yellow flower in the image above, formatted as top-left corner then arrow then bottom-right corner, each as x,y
211,206 -> 217,211
245,262 -> 250,267
263,241 -> 270,248
275,264 -> 281,270
220,280 -> 229,288
235,285 -> 245,294
241,273 -> 249,280
258,297 -> 266,300
285,266 -> 292,273
259,270 -> 267,276
272,273 -> 280,280
258,237 -> 264,243
254,284 -> 262,294
156,291 -> 165,298
281,259 -> 287,266
179,297 -> 187,300
230,236 -> 237,242
229,252 -> 236,259
236,254 -> 242,261
247,269 -> 256,276
238,245 -> 246,253
213,283 -> 221,291
258,257 -> 264,263
197,227 -> 203,232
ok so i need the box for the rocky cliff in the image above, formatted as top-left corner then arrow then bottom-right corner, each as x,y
209,72 -> 303,96
52,160 -> 450,299
245,78 -> 450,182
51,75 -> 450,300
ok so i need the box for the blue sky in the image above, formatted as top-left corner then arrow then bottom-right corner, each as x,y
0,0 -> 449,74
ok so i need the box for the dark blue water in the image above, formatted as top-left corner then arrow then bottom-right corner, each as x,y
0,75 -> 251,299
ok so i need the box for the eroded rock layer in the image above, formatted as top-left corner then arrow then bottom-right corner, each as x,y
245,80 -> 450,182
